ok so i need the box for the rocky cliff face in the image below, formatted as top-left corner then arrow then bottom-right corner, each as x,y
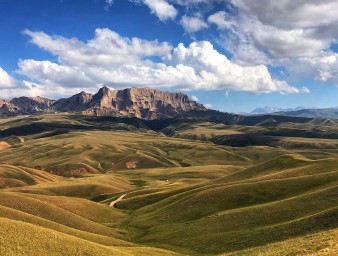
11,97 -> 55,113
0,97 -> 54,116
52,91 -> 93,112
80,87 -> 206,119
0,87 -> 207,120
0,100 -> 17,116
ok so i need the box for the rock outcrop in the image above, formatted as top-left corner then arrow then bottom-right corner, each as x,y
0,97 -> 54,116
10,97 -> 55,113
0,87 -> 207,120
52,91 -> 93,112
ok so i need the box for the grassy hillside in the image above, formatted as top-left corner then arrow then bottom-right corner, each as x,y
0,164 -> 60,189
118,156 -> 338,254
0,217 -> 180,256
1,114 -> 338,255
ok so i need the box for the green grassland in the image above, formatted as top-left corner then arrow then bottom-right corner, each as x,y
2,114 -> 338,255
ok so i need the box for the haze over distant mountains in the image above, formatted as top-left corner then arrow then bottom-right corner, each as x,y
0,87 -> 206,120
248,106 -> 338,119
250,106 -> 305,115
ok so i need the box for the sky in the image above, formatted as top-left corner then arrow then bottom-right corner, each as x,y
1,0 -> 338,113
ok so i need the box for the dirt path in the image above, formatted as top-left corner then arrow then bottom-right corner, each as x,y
109,194 -> 126,208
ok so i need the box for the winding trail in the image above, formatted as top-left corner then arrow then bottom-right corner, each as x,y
109,194 -> 126,208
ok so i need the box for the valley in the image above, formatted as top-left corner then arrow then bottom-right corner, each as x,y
1,113 -> 338,255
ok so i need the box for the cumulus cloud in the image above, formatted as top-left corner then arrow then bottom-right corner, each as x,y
227,0 -> 338,60
19,29 -> 300,95
278,52 -> 338,85
145,0 -> 177,21
23,28 -> 172,67
170,0 -> 331,86
18,59 -> 94,88
0,66 -> 77,99
232,43 -> 270,66
247,19 -> 331,58
180,15 -> 208,33
128,0 -> 338,86
165,41 -> 299,93
130,0 -> 177,21
231,0 -> 338,29
0,67 -> 16,89
208,11 -> 234,30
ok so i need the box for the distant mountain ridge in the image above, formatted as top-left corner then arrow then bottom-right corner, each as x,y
0,87 -> 206,120
251,106 -> 305,115
273,108 -> 338,118
250,106 -> 338,119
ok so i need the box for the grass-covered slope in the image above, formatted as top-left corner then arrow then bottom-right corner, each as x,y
0,217 -> 181,256
2,114 -> 338,255
0,164 -> 59,189
117,154 -> 338,254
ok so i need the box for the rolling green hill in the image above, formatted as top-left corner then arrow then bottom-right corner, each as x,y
2,114 -> 338,255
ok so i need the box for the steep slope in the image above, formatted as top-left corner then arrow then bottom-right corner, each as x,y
52,91 -> 93,112
0,87 -> 206,120
78,87 -> 206,119
10,96 -> 55,113
0,97 -> 54,116
0,100 -> 18,116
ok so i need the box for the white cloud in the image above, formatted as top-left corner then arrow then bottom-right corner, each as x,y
164,41 -> 299,93
18,29 -> 300,97
23,28 -> 172,67
0,67 -> 16,89
130,0 -> 177,21
227,0 -> 338,60
180,15 -> 208,33
191,95 -> 199,101
181,0 -> 336,85
129,0 -> 338,87
0,66 -> 77,99
278,52 -> 338,85
18,59 -> 94,88
232,42 -> 270,66
248,20 -> 331,58
208,11 -> 234,30
204,103 -> 212,109
231,0 -> 338,29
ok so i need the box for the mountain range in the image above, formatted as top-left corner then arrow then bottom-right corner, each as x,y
3,87 -> 338,121
250,106 -> 305,115
0,87 -> 206,120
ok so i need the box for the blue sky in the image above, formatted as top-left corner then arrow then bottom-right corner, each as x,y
1,0 -> 338,113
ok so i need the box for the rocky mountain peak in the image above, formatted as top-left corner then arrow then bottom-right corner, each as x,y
0,87 -> 207,120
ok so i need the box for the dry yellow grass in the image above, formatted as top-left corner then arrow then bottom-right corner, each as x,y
0,204 -> 131,247
8,173 -> 133,198
3,115 -> 338,255
0,217 -> 182,256
171,122 -> 244,140
0,164 -> 60,189
0,192 -> 120,238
